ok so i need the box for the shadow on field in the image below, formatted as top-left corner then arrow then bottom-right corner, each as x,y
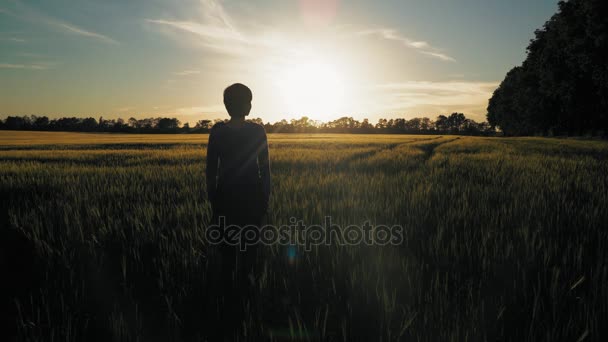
0,188 -> 43,340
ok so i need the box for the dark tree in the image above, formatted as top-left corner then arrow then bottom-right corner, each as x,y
435,115 -> 449,132
488,0 -> 608,136
446,113 -> 467,133
195,120 -> 213,130
32,116 -> 50,130
156,118 -> 180,131
2,114 -> 494,135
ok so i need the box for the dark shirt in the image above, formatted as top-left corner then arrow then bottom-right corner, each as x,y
206,121 -> 270,214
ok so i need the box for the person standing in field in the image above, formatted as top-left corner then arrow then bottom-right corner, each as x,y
205,83 -> 270,337
206,83 -> 270,226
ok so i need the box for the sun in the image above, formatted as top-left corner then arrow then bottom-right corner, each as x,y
276,59 -> 346,121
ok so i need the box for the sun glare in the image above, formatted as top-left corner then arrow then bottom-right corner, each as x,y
276,59 -> 347,121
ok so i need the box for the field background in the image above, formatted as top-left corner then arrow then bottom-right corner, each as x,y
1,131 -> 607,341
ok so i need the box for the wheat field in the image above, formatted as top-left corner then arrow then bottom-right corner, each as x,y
1,131 -> 607,341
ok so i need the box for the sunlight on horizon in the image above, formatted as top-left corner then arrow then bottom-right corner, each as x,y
274,57 -> 349,121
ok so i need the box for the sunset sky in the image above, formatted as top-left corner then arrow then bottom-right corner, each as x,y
1,0 -> 558,124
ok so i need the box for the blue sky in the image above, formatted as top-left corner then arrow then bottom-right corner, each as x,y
0,0 -> 559,123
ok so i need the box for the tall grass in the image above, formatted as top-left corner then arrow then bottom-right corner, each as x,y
1,131 -> 607,341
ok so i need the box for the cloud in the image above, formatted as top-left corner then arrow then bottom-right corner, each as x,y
368,81 -> 499,119
146,0 -> 247,54
2,2 -> 118,45
0,37 -> 26,43
359,28 -> 456,62
199,0 -> 237,31
145,18 -> 254,56
420,51 -> 455,62
147,0 -> 453,68
374,81 -> 498,93
56,22 -> 119,45
146,0 -> 290,58
115,106 -> 135,113
0,63 -> 49,70
174,69 -> 201,76
176,105 -> 225,116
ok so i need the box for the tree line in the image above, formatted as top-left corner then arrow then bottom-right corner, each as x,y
0,113 -> 495,135
488,0 -> 608,136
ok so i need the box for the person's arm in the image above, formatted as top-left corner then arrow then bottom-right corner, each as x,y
258,126 -> 271,212
206,128 -> 219,206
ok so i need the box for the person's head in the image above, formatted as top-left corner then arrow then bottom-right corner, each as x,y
223,83 -> 252,118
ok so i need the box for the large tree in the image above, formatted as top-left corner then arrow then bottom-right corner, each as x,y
488,0 -> 608,136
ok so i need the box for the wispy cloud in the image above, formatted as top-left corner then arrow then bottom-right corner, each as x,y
0,37 -> 26,43
145,18 -> 250,55
199,0 -> 237,31
116,106 -> 135,113
147,0 -> 243,53
374,81 -> 498,92
0,63 -> 49,70
2,2 -> 118,45
173,69 -> 201,76
146,0 -> 289,57
359,28 -> 455,62
368,81 -> 498,119
56,22 -> 119,45
148,1 -> 455,66
177,105 -> 225,116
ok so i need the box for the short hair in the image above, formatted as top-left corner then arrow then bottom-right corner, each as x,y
223,83 -> 252,117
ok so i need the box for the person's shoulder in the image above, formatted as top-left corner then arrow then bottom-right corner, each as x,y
245,121 -> 266,133
210,121 -> 226,131
244,120 -> 262,128
209,122 -> 227,140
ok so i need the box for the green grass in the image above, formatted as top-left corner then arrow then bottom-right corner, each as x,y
1,131 -> 607,341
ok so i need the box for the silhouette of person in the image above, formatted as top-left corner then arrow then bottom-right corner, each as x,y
205,83 -> 270,338
207,83 -> 270,226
